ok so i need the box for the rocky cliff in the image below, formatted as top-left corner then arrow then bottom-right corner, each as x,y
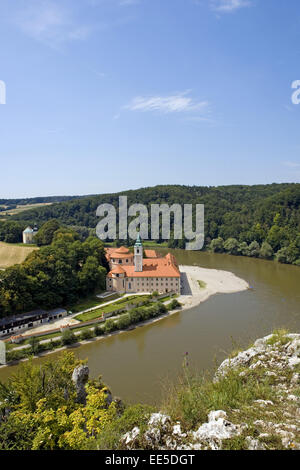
121,331 -> 300,450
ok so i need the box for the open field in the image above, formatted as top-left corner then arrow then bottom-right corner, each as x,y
0,202 -> 53,217
0,242 -> 38,268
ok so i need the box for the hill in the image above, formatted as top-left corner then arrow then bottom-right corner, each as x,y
9,182 -> 300,240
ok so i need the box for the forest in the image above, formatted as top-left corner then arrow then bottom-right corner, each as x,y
5,183 -> 300,265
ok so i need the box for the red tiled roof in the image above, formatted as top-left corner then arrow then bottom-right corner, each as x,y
105,246 -> 133,260
144,249 -> 159,258
108,265 -> 126,276
121,254 -> 180,278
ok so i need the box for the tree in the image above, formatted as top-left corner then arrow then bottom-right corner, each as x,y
237,242 -> 249,256
61,329 -> 77,346
116,314 -> 131,330
248,241 -> 260,258
260,241 -> 274,260
210,237 -> 224,253
29,337 -> 39,354
224,238 -> 239,255
34,219 -> 60,246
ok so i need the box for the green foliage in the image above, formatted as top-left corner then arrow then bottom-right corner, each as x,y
266,329 -> 290,346
167,299 -> 181,311
0,233 -> 108,317
94,325 -> 104,336
116,314 -> 131,330
61,329 -> 77,346
79,329 -> 95,341
224,238 -> 239,255
248,241 -> 260,258
0,221 -> 24,243
104,318 -> 117,333
210,237 -> 224,253
94,404 -> 154,450
0,352 -> 117,450
163,366 -> 276,431
34,219 -> 61,246
260,241 -> 274,260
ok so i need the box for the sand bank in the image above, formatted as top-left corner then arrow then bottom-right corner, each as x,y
178,265 -> 249,310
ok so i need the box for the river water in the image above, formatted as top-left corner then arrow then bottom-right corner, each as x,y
1,249 -> 299,405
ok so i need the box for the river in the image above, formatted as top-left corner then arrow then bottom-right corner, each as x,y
0,249 -> 299,406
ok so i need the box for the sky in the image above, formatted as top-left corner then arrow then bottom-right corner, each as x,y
0,0 -> 300,198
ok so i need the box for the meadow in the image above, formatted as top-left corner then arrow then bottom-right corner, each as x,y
0,241 -> 38,268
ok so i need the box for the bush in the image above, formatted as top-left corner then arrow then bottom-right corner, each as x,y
94,325 -> 104,336
6,349 -> 27,362
104,319 -> 117,333
93,404 -> 155,450
157,302 -> 168,313
116,314 -> 131,330
129,309 -> 143,324
61,329 -> 77,346
80,329 -> 94,341
167,299 -> 181,311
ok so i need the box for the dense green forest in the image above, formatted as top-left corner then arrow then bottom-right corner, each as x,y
8,183 -> 300,265
0,228 -> 108,317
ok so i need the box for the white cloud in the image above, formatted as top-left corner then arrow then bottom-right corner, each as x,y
124,91 -> 210,114
210,0 -> 251,13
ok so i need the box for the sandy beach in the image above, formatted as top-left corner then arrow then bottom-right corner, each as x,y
178,265 -> 249,310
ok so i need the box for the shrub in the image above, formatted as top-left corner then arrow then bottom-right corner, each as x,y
6,349 -> 27,362
116,314 -> 131,330
29,337 -> 39,354
94,325 -> 104,336
104,319 -> 117,333
157,302 -> 168,313
168,299 -> 181,311
129,309 -> 142,324
93,404 -> 155,450
80,329 -> 94,341
61,329 -> 77,346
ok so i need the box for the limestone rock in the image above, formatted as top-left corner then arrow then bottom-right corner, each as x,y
72,365 -> 89,405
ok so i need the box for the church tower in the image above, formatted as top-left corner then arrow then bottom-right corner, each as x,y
134,233 -> 143,272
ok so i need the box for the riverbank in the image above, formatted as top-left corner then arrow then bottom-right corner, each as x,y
1,265 -> 250,368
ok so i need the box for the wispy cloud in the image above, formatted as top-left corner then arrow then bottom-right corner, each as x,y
119,0 -> 140,5
124,91 -> 210,114
14,1 -> 93,47
210,0 -> 251,13
282,161 -> 300,169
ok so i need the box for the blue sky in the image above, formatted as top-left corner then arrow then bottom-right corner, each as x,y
0,0 -> 300,198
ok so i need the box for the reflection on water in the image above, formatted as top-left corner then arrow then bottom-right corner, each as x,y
0,250 -> 299,405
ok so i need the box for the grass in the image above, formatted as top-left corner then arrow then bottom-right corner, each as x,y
197,280 -> 207,289
266,328 -> 290,346
0,242 -> 38,268
162,365 -> 277,431
67,293 -> 120,313
74,294 -> 151,322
